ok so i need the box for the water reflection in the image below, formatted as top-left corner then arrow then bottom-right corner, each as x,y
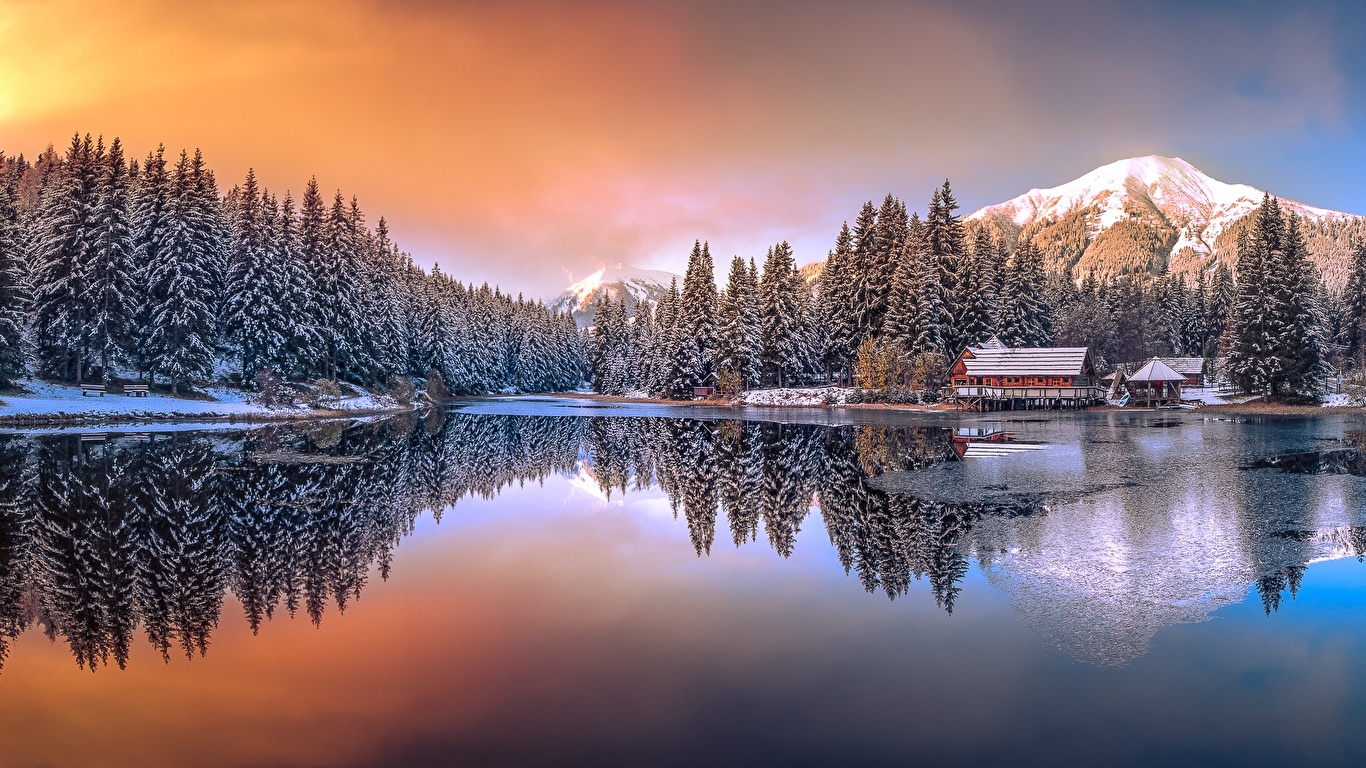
1,411 -> 1364,672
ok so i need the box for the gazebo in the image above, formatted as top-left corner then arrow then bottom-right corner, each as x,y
1126,359 -> 1184,407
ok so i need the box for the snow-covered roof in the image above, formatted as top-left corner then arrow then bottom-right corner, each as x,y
1128,359 -> 1185,383
1156,357 -> 1204,376
959,346 -> 1092,377
979,335 -> 1008,350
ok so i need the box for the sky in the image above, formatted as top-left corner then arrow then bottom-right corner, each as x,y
2,0 -> 1365,296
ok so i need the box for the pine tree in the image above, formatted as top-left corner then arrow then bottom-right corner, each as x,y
849,201 -> 878,344
144,150 -> 218,391
760,242 -> 804,386
129,145 -> 173,379
956,227 -> 995,347
717,255 -> 761,389
1272,214 -> 1324,396
1342,242 -> 1366,365
298,177 -> 328,377
819,222 -> 859,380
679,240 -> 718,389
31,134 -> 101,382
926,181 -> 968,354
86,138 -> 135,382
883,213 -> 925,352
997,239 -> 1051,347
867,194 -> 907,337
225,170 -> 288,382
0,153 -> 28,385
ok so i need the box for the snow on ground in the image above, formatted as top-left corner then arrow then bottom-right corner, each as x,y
737,387 -> 858,406
0,379 -> 407,426
1179,386 -> 1256,406
1323,393 -> 1366,408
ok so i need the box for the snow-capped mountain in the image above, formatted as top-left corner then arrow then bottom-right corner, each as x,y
968,155 -> 1360,286
548,262 -> 679,325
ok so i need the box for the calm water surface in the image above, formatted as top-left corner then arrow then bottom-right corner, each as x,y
3,401 -> 1366,766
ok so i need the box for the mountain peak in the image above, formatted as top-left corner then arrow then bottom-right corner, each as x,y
550,262 -> 680,324
969,154 -> 1353,285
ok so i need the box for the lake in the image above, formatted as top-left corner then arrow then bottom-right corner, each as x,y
2,401 -> 1366,766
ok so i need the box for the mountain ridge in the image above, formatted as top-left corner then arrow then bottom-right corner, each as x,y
968,155 -> 1361,287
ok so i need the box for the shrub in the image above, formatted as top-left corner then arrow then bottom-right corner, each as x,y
254,368 -> 295,408
304,378 -> 343,409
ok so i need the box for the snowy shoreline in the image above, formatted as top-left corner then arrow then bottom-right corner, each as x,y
0,379 -> 415,432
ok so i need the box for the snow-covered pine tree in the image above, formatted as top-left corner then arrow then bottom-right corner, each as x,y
717,255 -> 762,390
129,145 -> 173,379
819,222 -> 858,380
0,154 -> 28,385
884,213 -> 925,352
996,239 -> 1050,348
1271,214 -> 1324,397
913,235 -> 950,355
1206,262 -> 1235,358
86,138 -> 135,383
144,150 -> 218,392
368,217 -> 410,380
927,181 -> 969,355
651,279 -> 683,395
680,240 -> 718,388
225,170 -> 288,383
1227,215 -> 1273,393
955,226 -> 995,348
271,192 -> 319,378
760,242 -> 804,386
297,178 -> 328,377
849,201 -> 878,345
317,192 -> 364,381
1342,242 -> 1366,366
31,134 -> 101,382
867,194 -> 907,337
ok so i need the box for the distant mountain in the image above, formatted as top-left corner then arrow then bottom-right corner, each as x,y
548,262 -> 679,325
967,155 -> 1362,288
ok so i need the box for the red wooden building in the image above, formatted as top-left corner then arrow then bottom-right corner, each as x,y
947,337 -> 1104,411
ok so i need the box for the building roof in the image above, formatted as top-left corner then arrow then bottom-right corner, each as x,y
1156,357 -> 1204,376
1128,359 -> 1184,383
959,346 -> 1092,377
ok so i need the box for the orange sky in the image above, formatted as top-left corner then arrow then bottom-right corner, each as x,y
1,0 -> 1359,295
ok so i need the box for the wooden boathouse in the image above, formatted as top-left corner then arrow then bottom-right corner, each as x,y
946,337 -> 1104,411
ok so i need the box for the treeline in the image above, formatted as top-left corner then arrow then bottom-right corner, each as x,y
593,181 -> 1356,399
0,135 -> 586,393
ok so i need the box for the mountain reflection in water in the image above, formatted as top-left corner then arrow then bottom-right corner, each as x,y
1,410 -> 1364,674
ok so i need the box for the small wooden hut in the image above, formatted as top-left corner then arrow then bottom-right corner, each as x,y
1126,359 -> 1184,406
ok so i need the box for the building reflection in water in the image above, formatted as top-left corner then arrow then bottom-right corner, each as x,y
0,410 -> 1363,672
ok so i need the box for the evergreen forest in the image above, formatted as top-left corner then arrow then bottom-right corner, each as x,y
0,136 -> 584,395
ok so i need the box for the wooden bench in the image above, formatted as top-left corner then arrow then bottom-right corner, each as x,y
125,384 -> 149,397
81,384 -> 106,397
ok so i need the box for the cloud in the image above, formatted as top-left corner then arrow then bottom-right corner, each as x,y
0,0 -> 1355,294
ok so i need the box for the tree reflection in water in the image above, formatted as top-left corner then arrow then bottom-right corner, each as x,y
1,411 -> 1364,672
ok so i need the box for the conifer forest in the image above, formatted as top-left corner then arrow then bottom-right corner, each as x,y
0,136 -> 584,395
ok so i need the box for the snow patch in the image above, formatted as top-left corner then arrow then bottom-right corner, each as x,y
737,387 -> 856,406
